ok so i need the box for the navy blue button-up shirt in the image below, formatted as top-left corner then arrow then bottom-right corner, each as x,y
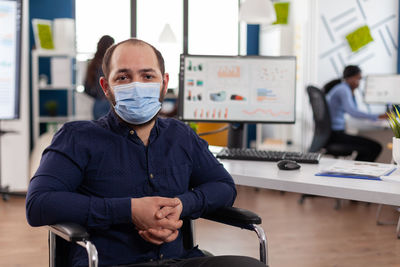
26,111 -> 236,267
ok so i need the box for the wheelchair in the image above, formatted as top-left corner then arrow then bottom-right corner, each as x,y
48,206 -> 268,267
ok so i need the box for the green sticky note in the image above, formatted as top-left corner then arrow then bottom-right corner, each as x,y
273,2 -> 290,25
346,25 -> 373,52
37,24 -> 54,49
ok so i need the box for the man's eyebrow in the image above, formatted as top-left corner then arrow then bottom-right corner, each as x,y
115,68 -> 130,74
139,68 -> 157,73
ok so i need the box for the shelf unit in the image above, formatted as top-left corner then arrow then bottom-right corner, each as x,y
31,49 -> 76,146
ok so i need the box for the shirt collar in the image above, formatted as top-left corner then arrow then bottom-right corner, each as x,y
106,110 -> 161,139
148,119 -> 160,144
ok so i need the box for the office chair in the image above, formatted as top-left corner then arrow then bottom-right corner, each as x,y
306,85 -> 355,157
48,206 -> 268,267
299,86 -> 355,208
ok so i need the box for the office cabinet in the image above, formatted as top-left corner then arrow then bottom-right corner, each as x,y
31,50 -> 76,146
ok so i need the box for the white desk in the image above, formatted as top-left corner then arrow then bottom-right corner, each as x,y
346,117 -> 389,132
220,157 -> 400,206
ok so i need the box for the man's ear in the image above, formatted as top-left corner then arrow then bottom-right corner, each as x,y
99,76 -> 110,97
162,73 -> 169,95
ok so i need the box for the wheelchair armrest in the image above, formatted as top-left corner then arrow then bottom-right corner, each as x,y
202,206 -> 262,229
48,222 -> 90,242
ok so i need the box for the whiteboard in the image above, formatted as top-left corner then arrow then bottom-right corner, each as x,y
178,55 -> 296,123
364,74 -> 400,104
0,0 -> 21,119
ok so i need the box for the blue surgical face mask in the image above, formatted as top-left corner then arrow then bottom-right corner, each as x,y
113,82 -> 162,125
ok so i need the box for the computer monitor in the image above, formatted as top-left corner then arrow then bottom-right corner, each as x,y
178,54 -> 297,124
0,0 -> 22,119
364,74 -> 400,104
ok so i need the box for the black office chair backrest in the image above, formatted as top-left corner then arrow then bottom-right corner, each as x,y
52,235 -> 72,267
307,85 -> 332,152
182,219 -> 195,250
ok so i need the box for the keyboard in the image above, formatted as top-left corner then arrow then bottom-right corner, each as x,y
216,148 -> 321,164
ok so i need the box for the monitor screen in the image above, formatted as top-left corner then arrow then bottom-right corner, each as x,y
178,54 -> 296,123
364,74 -> 400,104
0,0 -> 22,119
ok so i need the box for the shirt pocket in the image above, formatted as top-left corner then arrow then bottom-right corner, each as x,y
154,163 -> 191,195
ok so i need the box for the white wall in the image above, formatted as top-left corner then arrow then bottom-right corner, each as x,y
257,0 -> 309,151
317,0 -> 398,86
0,0 -> 30,191
300,0 -> 320,151
317,0 -> 398,119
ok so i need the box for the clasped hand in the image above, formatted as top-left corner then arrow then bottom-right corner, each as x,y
131,196 -> 183,245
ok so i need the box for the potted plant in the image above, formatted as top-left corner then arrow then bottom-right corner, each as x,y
44,100 -> 58,117
387,105 -> 400,164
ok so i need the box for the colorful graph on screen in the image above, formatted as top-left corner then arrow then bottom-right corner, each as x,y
180,55 -> 296,123
217,66 -> 240,78
242,108 -> 291,117
257,88 -> 277,101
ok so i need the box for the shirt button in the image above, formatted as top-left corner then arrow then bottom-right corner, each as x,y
129,130 -> 135,135
149,173 -> 154,179
149,259 -> 153,262
160,254 -> 164,259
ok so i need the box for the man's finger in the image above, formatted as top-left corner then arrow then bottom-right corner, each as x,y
147,228 -> 174,240
163,230 -> 179,243
156,218 -> 183,230
156,206 -> 175,219
139,231 -> 164,245
157,197 -> 180,208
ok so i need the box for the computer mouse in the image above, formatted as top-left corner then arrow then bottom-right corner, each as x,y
277,160 -> 301,170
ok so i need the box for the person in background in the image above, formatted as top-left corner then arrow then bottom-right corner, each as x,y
325,65 -> 387,162
84,35 -> 115,119
26,38 -> 264,267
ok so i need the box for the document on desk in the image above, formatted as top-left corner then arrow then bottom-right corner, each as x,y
316,160 -> 397,180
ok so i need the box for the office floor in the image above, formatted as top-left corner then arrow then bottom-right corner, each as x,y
1,186 -> 399,267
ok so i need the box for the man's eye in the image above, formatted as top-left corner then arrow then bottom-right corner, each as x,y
144,75 -> 153,80
117,75 -> 128,81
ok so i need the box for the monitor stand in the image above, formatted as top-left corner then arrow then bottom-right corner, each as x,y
227,123 -> 244,148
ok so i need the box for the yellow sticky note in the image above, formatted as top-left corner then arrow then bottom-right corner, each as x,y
37,24 -> 54,50
346,25 -> 373,52
273,2 -> 290,25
